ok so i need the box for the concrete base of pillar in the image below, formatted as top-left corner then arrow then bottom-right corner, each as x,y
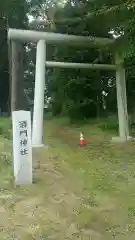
32,144 -> 48,148
111,136 -> 133,143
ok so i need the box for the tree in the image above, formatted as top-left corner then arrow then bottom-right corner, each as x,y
46,0 -> 115,119
0,0 -> 29,113
85,0 -> 135,58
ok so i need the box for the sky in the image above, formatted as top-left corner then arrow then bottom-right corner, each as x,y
28,15 -> 34,22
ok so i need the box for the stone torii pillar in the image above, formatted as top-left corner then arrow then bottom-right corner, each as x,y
32,40 -> 46,147
113,54 -> 130,142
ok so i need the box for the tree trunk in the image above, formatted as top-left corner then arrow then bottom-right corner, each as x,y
11,40 -> 24,112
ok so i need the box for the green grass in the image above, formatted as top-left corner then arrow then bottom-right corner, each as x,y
0,116 -> 135,239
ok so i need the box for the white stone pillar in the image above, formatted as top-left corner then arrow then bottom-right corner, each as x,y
32,40 -> 46,147
115,55 -> 129,142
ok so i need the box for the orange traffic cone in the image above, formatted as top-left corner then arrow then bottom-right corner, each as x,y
79,132 -> 85,146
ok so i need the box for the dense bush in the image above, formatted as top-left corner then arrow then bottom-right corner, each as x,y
0,118 -> 12,140
97,116 -> 119,133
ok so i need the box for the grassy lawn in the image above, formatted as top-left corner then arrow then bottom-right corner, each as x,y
0,117 -> 135,239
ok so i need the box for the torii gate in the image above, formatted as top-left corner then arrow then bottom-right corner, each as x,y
8,28 -> 130,146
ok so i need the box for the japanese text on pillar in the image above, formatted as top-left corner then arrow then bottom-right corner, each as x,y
19,120 -> 28,156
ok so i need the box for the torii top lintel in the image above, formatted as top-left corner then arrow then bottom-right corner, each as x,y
8,28 -> 115,47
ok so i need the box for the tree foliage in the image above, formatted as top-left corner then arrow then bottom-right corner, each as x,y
86,0 -> 135,58
46,0 -> 116,119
